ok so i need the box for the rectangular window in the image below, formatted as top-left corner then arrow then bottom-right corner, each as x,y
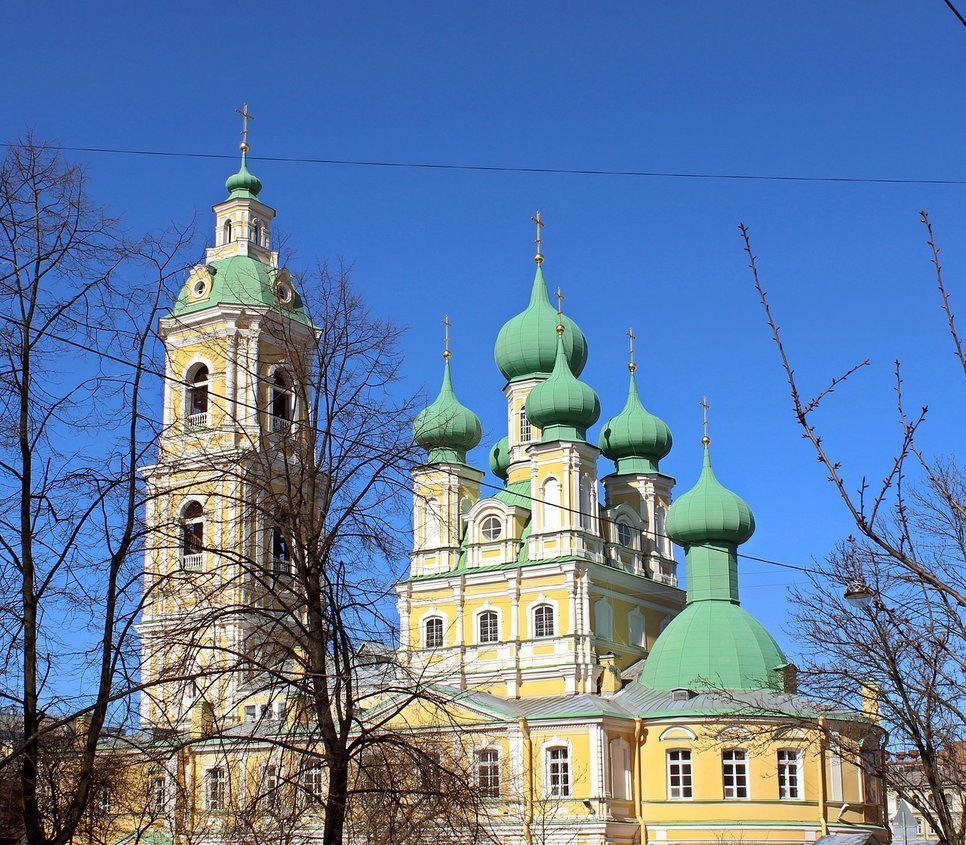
667,749 -> 693,799
778,749 -> 802,799
205,766 -> 226,811
303,763 -> 325,804
519,409 -> 532,444
262,764 -> 279,793
151,776 -> 166,813
722,749 -> 748,799
244,704 -> 257,723
547,747 -> 571,797
476,749 -> 500,798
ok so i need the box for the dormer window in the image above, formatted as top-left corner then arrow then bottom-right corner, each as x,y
270,372 -> 293,432
187,365 -> 209,427
223,219 -> 233,244
181,502 -> 205,570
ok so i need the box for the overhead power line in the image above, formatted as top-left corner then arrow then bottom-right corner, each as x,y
4,143 -> 966,188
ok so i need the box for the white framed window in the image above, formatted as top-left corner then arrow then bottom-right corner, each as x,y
250,218 -> 261,244
223,219 -> 233,244
205,766 -> 227,811
424,497 -> 442,547
424,616 -> 444,649
667,749 -> 692,799
722,749 -> 749,799
628,609 -> 646,648
594,597 -> 613,640
654,505 -> 667,553
302,762 -> 325,804
476,748 -> 500,798
187,364 -> 209,426
541,477 -> 561,530
546,746 -> 570,797
480,515 -> 503,541
261,764 -> 279,804
518,408 -> 532,444
151,775 -> 166,813
533,604 -> 555,638
609,739 -> 631,800
778,749 -> 802,799
181,501 -> 205,569
579,477 -> 593,530
478,610 -> 499,644
270,371 -> 294,431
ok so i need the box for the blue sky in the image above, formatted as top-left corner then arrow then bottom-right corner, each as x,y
7,1 -> 965,658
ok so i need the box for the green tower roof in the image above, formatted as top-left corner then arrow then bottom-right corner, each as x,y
225,152 -> 263,199
598,371 -> 672,474
494,266 -> 588,382
639,440 -> 787,693
414,358 -> 482,464
489,435 -> 511,481
524,325 -> 600,442
170,256 -> 311,323
665,444 -> 754,546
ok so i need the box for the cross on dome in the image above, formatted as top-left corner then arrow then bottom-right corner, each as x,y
235,102 -> 255,152
531,211 -> 545,266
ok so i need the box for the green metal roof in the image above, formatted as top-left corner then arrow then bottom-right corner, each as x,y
413,359 -> 482,464
225,151 -> 263,198
494,265 -> 588,382
494,479 -> 532,510
639,600 -> 787,691
524,326 -> 599,442
598,370 -> 672,473
170,255 -> 312,323
488,435 -> 511,480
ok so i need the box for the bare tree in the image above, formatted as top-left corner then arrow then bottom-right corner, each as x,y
0,136 -> 191,845
739,217 -> 965,845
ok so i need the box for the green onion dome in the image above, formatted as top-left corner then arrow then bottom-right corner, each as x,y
225,152 -> 263,198
598,371 -> 672,474
414,359 -> 482,464
524,325 -> 600,442
494,266 -> 588,382
666,443 -> 755,547
489,435 -> 511,481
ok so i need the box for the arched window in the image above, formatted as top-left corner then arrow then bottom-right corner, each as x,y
182,502 -> 204,569
223,219 -> 233,244
655,505 -> 667,554
250,218 -> 260,245
480,515 -> 502,541
579,477 -> 593,531
476,749 -> 500,797
629,610 -> 646,648
424,497 -> 442,547
424,616 -> 444,649
541,477 -> 561,531
594,598 -> 613,640
546,746 -> 570,797
518,408 -> 532,444
533,604 -> 555,638
478,610 -> 499,644
187,365 -> 209,426
270,372 -> 293,432
271,518 -> 291,573
616,520 -> 632,547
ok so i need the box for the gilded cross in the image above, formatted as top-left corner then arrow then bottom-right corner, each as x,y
531,211 -> 545,266
442,315 -> 452,360
235,103 -> 255,151
555,287 -> 565,315
627,327 -> 636,373
700,396 -> 710,444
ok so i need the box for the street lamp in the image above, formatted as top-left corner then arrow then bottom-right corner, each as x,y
844,578 -> 873,610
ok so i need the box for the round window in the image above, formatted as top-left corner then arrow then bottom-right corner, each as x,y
276,281 -> 293,304
617,523 -> 632,546
192,278 -> 208,298
481,515 -> 503,541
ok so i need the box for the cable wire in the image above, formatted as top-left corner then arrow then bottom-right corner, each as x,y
6,143 -> 966,187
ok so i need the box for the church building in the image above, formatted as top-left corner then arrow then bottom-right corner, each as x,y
131,122 -> 889,845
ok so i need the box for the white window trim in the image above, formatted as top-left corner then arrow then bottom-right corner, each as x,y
666,748 -> 693,800
527,596 -> 560,640
474,604 -> 502,645
594,596 -> 613,641
475,746 -> 501,798
203,764 -> 228,811
722,748 -> 750,800
777,748 -> 803,800
628,608 -> 646,648
418,608 -> 448,649
540,737 -> 573,798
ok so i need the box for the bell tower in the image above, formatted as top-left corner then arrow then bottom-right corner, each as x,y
138,115 -> 315,732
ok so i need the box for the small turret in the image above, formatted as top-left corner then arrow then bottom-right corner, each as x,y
413,347 -> 481,465
599,370 -> 672,474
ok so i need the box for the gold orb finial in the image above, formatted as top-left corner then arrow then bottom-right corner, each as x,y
235,102 -> 255,155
